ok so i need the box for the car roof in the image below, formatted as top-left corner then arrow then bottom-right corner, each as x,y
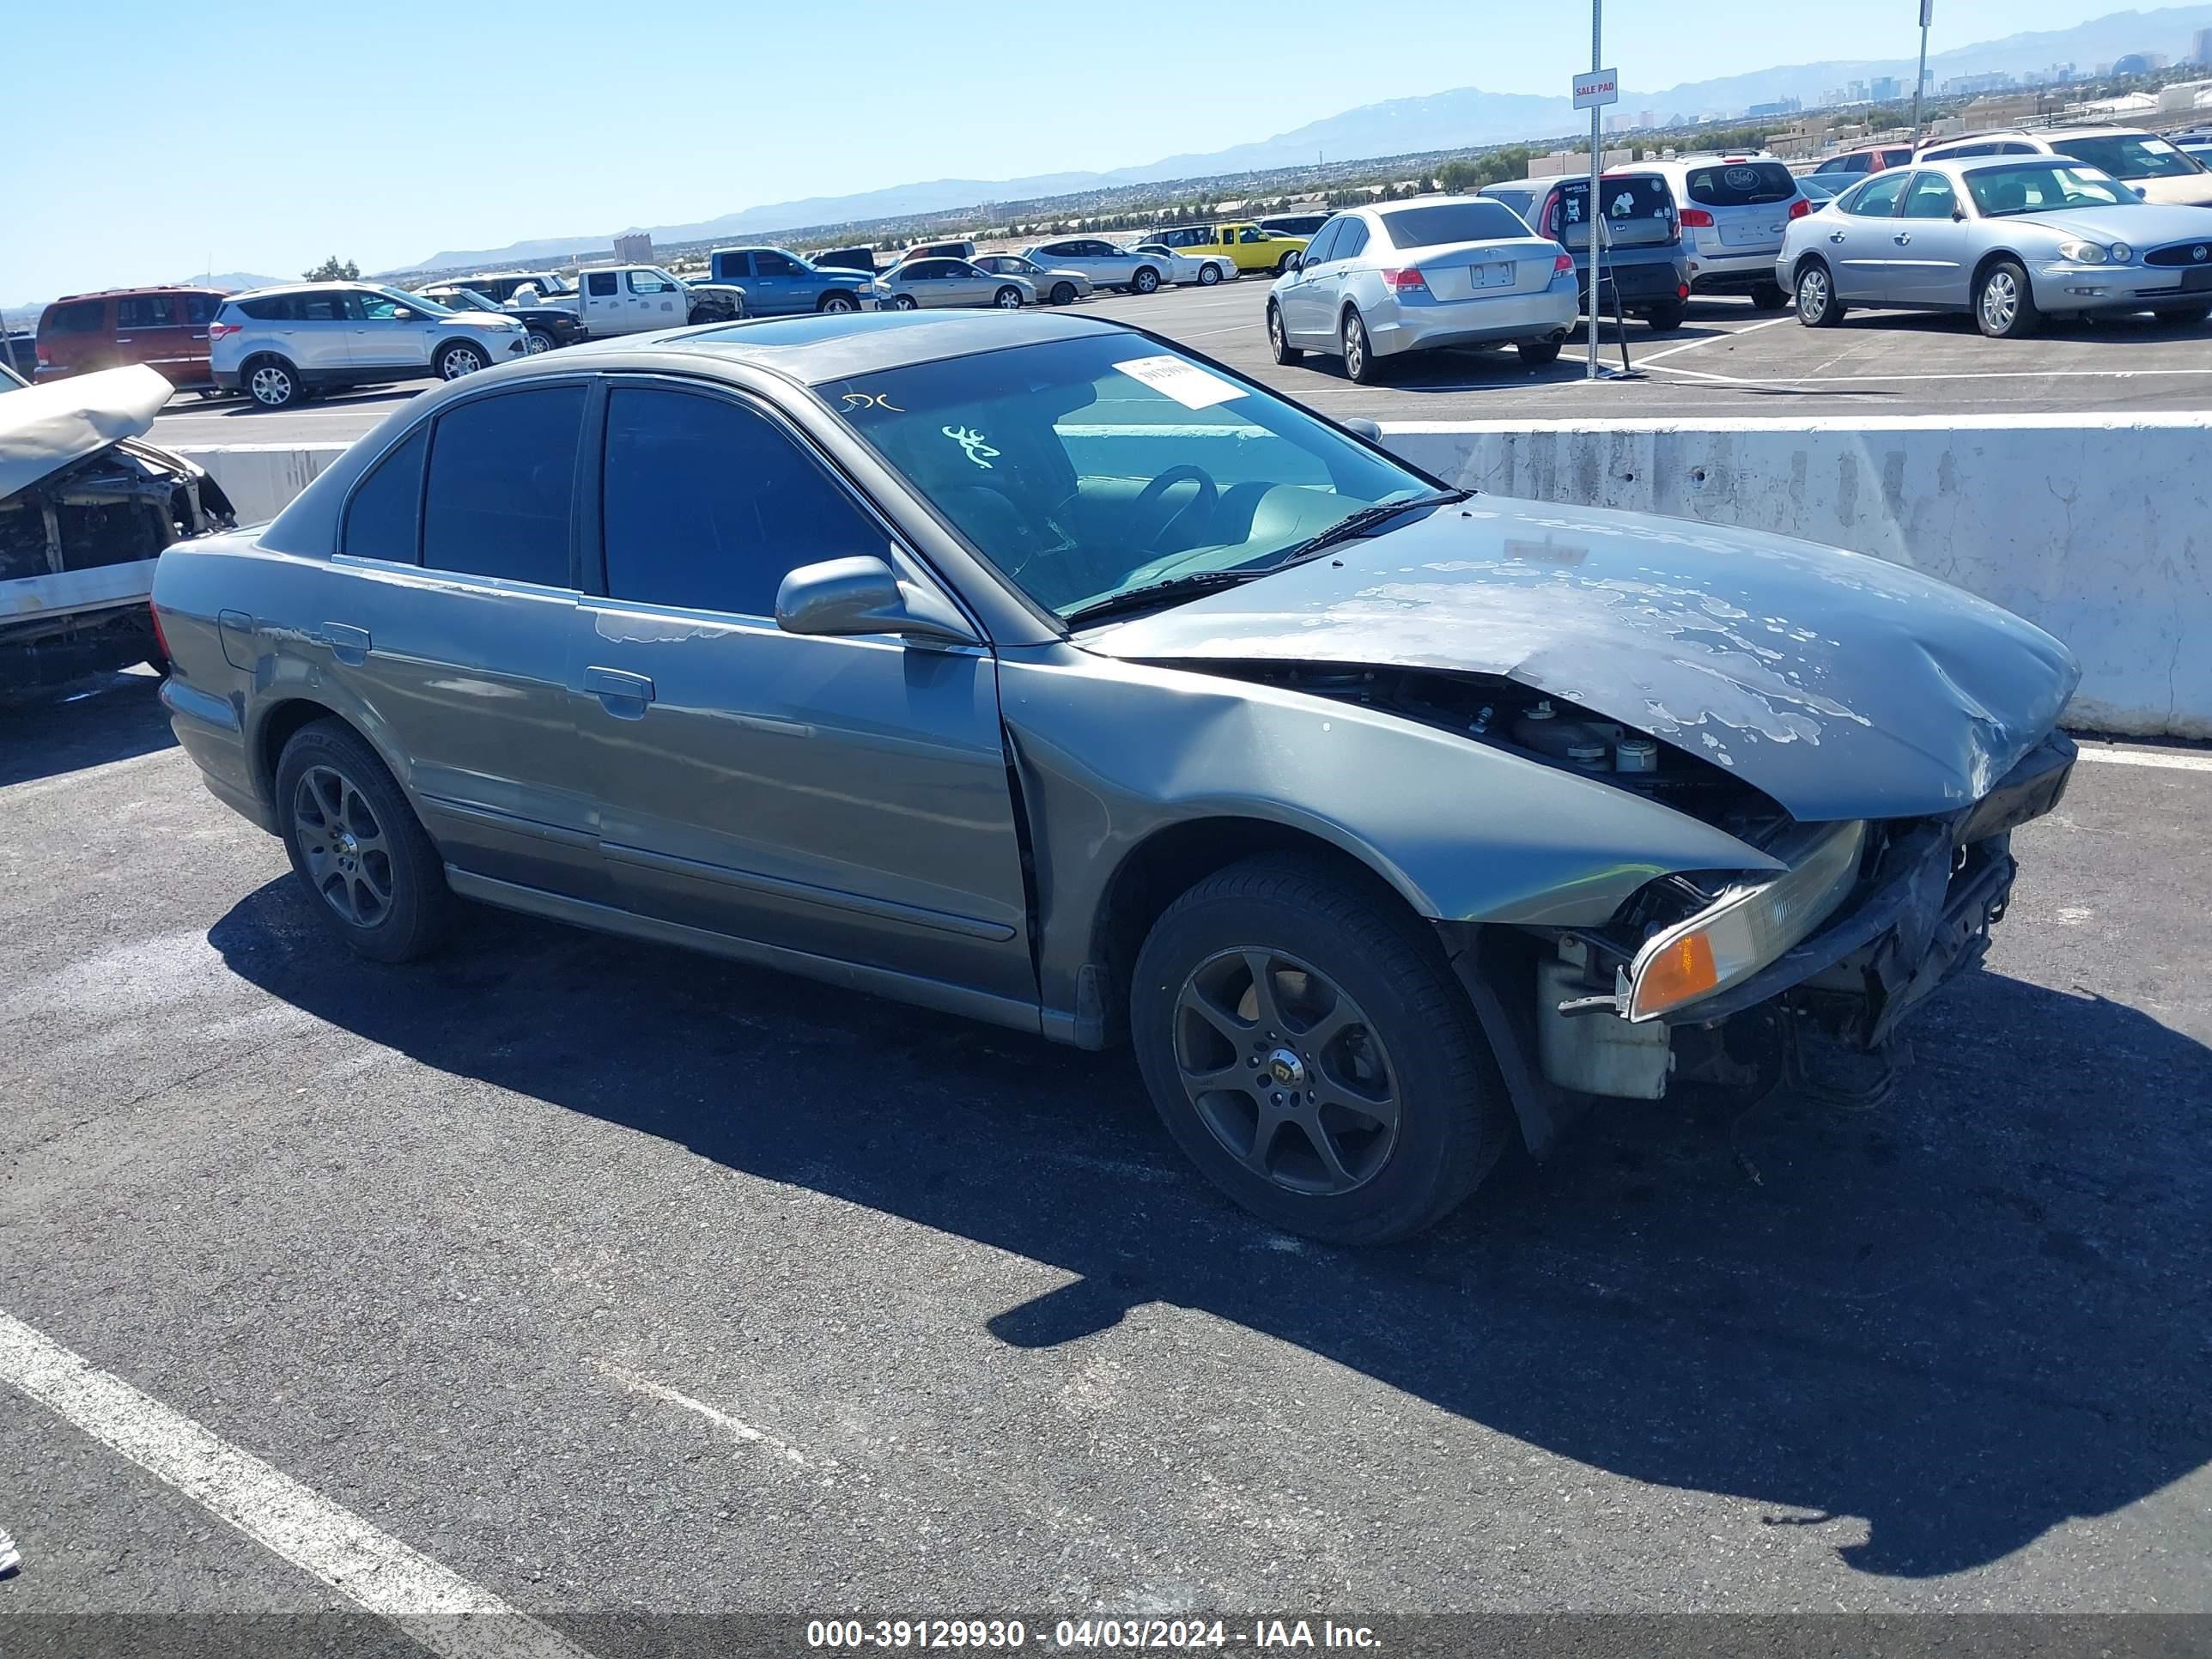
225,280 -> 396,299
633,309 -> 1126,383
52,284 -> 227,302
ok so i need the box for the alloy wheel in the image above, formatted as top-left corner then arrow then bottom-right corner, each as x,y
1981,270 -> 2019,332
1171,947 -> 1402,1197
995,287 -> 1023,309
823,294 -> 856,313
249,365 -> 293,407
1343,315 -> 1366,379
440,345 -> 484,379
1798,268 -> 1829,322
292,764 -> 394,930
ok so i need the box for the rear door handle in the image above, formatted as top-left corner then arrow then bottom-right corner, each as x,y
1893,233 -> 1911,245
1829,232 -> 1846,244
321,623 -> 371,665
584,665 -> 655,716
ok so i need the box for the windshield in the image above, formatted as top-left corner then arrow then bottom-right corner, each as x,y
818,335 -> 1437,619
380,285 -> 453,316
1965,161 -> 2137,216
1378,201 -> 1531,246
2050,134 -> 2203,180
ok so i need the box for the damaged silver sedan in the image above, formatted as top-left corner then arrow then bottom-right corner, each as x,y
151,313 -> 2077,1243
2,362 -> 235,690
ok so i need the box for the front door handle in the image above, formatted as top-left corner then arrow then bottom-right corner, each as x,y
584,665 -> 655,716
1893,233 -> 1911,245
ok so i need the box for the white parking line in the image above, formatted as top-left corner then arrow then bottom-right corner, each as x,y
1635,316 -> 1795,366
2074,745 -> 2212,772
1647,359 -> 2212,387
0,1310 -> 594,1659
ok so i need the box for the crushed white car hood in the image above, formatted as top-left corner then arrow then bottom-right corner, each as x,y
0,365 -> 173,500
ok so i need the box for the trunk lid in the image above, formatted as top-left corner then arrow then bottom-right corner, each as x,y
1080,496 -> 2078,823
1413,240 -> 1558,300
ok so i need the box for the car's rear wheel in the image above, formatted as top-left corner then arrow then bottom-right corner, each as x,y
818,292 -> 859,314
245,357 -> 302,410
1130,855 -> 1514,1244
1267,302 -> 1302,365
1644,296 -> 1687,331
1198,262 -> 1222,286
275,720 -> 451,964
890,294 -> 919,311
1341,308 -> 1380,383
1796,260 -> 1844,328
1049,282 -> 1078,307
1131,266 -> 1162,295
1516,337 -> 1563,368
1975,259 -> 2039,338
994,285 -> 1024,310
1750,280 -> 1790,311
2153,302 -> 2211,327
435,340 -> 487,380
524,328 -> 556,354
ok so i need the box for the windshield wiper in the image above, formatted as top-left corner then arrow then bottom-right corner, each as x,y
1061,568 -> 1267,628
1271,489 -> 1470,568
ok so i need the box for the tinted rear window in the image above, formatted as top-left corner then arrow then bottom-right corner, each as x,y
421,386 -> 585,586
1480,187 -> 1539,223
1377,201 -> 1530,247
343,428 -> 427,564
1684,161 -> 1797,206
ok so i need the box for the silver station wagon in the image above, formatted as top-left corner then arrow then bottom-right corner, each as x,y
154,312 -> 2079,1243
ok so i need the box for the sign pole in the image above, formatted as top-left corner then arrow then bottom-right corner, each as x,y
1911,0 -> 1933,149
1587,0 -> 1602,379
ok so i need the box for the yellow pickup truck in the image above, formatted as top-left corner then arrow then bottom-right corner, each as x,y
1147,221 -> 1311,276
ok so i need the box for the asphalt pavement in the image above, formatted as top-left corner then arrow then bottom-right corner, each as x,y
2,671 -> 2208,1644
145,280 -> 2212,448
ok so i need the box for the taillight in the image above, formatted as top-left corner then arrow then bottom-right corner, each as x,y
149,604 -> 171,665
1381,268 -> 1428,293
34,348 -> 49,366
1788,198 -> 1812,219
1680,208 -> 1716,228
1680,283 -> 1692,300
1553,252 -> 1574,274
207,320 -> 238,340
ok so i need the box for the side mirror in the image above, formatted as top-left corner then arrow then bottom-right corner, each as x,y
392,308 -> 417,320
2133,185 -> 2148,200
775,556 -> 978,647
1283,252 -> 1304,271
1342,418 -> 1382,442
1952,206 -> 1967,222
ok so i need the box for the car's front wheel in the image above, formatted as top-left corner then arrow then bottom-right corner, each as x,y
1796,260 -> 1844,328
818,291 -> 859,314
435,340 -> 487,380
1976,258 -> 2039,338
1198,262 -> 1222,286
1131,856 -> 1514,1244
275,719 -> 452,963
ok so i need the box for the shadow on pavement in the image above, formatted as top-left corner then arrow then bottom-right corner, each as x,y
211,878 -> 2211,1582
0,671 -> 174,787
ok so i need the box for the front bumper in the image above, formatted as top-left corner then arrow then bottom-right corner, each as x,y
2032,260 -> 2212,311
1370,280 -> 1581,356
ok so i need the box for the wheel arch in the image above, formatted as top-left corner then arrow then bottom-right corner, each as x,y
1789,249 -> 1831,287
249,694 -> 411,821
1968,246 -> 2027,294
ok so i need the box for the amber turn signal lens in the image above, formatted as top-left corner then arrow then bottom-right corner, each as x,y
1637,931 -> 1718,1014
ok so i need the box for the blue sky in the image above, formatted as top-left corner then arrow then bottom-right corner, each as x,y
6,0 -> 2131,302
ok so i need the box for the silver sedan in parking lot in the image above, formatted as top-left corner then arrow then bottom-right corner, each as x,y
877,258 -> 1036,310
971,253 -> 1091,306
1780,155 -> 2212,337
1266,196 -> 1580,382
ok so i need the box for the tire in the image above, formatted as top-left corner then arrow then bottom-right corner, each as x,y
818,291 -> 859,314
1516,337 -> 1563,368
1267,302 -> 1303,365
435,340 -> 488,380
2153,303 -> 2211,327
1796,260 -> 1844,328
524,328 -> 556,355
1644,296 -> 1687,331
1750,280 -> 1790,312
1049,283 -> 1078,307
1975,258 -> 2039,338
890,294 -> 919,311
274,719 -> 452,964
1129,855 -> 1514,1244
244,356 -> 302,410
1341,308 -> 1380,383
1198,262 -> 1222,287
1131,265 -> 1162,295
994,285 -> 1024,310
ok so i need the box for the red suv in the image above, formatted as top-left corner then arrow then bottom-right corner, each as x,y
1806,144 -> 1916,186
34,287 -> 228,391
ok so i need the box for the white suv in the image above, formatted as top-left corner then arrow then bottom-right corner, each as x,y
208,282 -> 528,410
1916,127 -> 2212,209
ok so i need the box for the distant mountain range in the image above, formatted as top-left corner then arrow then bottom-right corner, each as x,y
391,3 -> 2212,275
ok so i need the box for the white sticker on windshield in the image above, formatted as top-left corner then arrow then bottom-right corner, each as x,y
1113,355 -> 1247,410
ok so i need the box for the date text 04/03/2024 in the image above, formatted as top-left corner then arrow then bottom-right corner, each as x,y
805,1619 -> 1383,1650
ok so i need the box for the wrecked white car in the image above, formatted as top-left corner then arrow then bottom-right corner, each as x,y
0,362 -> 235,691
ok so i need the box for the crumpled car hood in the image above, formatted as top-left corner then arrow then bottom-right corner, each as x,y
1081,495 -> 2080,821
0,364 -> 172,500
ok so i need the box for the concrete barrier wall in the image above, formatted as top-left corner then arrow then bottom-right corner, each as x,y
182,414 -> 2210,736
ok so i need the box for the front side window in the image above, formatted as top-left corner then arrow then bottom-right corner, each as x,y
421,386 -> 585,585
343,428 -> 428,564
601,386 -> 884,617
1842,173 -> 1911,216
2050,134 -> 2202,180
627,269 -> 679,295
1902,173 -> 1960,219
356,293 -> 405,320
1965,162 -> 2136,216
818,336 -> 1438,619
